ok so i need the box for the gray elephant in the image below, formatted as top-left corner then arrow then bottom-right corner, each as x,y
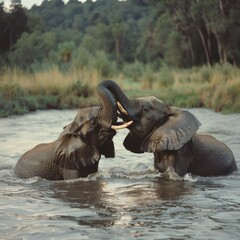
98,80 -> 237,177
14,82 -> 132,180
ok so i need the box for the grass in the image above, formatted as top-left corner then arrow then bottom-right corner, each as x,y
0,63 -> 240,117
0,67 -> 97,117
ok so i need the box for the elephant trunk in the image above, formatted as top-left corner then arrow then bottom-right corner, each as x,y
97,81 -> 118,128
97,80 -> 138,121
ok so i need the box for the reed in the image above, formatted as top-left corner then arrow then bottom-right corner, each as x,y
145,64 -> 240,113
0,66 -> 98,117
0,63 -> 239,117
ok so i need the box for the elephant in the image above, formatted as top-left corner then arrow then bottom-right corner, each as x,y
98,80 -> 238,177
14,82 -> 132,180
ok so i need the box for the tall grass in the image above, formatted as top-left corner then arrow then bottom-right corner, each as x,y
1,66 -> 96,94
131,63 -> 240,113
0,66 -> 99,117
0,63 -> 240,117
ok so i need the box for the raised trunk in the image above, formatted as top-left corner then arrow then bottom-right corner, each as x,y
97,80 -> 137,120
97,81 -> 118,128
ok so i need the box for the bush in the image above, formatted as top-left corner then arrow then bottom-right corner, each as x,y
122,61 -> 144,82
157,66 -> 174,87
36,95 -> 58,109
0,82 -> 25,99
64,80 -> 94,98
0,83 -> 29,117
92,51 -> 117,77
73,48 -> 92,70
0,96 -> 28,117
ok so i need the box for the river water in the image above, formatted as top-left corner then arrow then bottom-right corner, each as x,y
0,109 -> 239,240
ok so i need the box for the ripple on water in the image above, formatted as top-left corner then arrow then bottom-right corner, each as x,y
0,109 -> 240,240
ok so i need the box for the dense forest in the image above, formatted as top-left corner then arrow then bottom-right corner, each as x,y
0,0 -> 240,117
1,0 -> 240,71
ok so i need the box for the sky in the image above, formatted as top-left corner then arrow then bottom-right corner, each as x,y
3,0 -> 88,9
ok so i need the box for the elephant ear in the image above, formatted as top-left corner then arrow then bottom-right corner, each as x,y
99,140 -> 115,158
55,134 -> 100,169
123,132 -> 145,153
141,107 -> 201,152
58,121 -> 80,139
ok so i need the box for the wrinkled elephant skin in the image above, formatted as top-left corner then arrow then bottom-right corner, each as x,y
98,80 -> 238,177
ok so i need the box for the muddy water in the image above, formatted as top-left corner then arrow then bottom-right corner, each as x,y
0,109 -> 239,240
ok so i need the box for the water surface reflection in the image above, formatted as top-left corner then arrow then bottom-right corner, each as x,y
0,109 -> 239,239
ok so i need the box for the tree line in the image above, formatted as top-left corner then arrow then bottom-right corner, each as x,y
1,0 -> 240,73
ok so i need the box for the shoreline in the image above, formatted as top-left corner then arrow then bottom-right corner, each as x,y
1,64 -> 239,117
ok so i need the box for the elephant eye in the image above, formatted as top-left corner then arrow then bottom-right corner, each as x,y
143,107 -> 149,113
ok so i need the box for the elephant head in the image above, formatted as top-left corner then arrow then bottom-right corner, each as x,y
58,106 -> 117,162
124,105 -> 201,154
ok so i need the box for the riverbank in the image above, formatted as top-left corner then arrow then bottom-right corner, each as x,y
1,64 -> 239,117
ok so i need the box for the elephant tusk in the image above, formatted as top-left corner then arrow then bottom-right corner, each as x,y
117,102 -> 128,115
111,120 -> 133,130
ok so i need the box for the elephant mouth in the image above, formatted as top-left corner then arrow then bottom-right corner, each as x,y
101,128 -> 116,140
111,102 -> 133,130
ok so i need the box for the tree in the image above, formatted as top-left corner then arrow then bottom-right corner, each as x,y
200,0 -> 240,64
163,0 -> 240,66
9,31 -> 56,69
2,0 -> 240,70
8,0 -> 27,48
111,22 -> 127,64
0,2 -> 9,53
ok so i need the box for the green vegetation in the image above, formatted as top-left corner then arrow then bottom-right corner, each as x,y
118,63 -> 240,113
1,0 -> 240,117
0,67 -> 97,117
1,63 -> 240,117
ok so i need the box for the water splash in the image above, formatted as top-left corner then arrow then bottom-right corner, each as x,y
162,166 -> 197,182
